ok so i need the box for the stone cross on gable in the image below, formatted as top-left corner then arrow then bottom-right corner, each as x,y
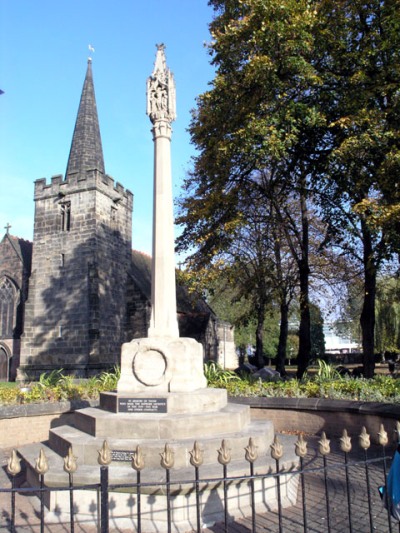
4,223 -> 11,234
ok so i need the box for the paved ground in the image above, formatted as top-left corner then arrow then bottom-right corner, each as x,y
0,438 -> 398,532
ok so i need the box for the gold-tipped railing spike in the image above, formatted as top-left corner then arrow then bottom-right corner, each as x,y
63,446 -> 78,474
245,437 -> 258,463
97,440 -> 112,466
295,433 -> 308,458
7,449 -> 21,476
35,448 -> 49,475
131,445 -> 145,471
160,443 -> 175,470
189,441 -> 204,468
217,439 -> 231,466
318,432 -> 331,456
359,426 -> 371,450
378,424 -> 388,447
270,435 -> 283,461
340,429 -> 352,454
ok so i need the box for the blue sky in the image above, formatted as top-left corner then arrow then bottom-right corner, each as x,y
0,0 -> 215,255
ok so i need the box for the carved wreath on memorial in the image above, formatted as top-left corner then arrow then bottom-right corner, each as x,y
132,346 -> 167,387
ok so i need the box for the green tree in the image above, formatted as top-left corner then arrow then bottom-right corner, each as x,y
310,303 -> 326,360
178,0 -> 325,377
178,0 -> 399,378
313,0 -> 400,376
375,276 -> 400,354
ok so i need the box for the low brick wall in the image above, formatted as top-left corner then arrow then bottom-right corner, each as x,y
231,397 -> 400,444
0,400 -> 99,449
1,397 -> 400,449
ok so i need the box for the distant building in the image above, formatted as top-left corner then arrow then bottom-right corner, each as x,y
0,60 -> 236,381
323,323 -> 360,354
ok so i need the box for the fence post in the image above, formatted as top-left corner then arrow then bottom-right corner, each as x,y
34,448 -> 49,533
340,429 -> 353,533
63,446 -> 78,533
319,432 -> 332,533
295,434 -> 308,533
245,437 -> 258,533
189,441 -> 204,533
6,449 -> 21,533
160,443 -> 175,533
132,444 -> 145,533
97,440 -> 112,533
218,439 -> 232,533
271,435 -> 284,533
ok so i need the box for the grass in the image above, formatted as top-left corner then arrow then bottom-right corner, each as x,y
0,382 -> 18,390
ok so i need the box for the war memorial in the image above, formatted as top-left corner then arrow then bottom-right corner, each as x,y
10,46 -> 300,532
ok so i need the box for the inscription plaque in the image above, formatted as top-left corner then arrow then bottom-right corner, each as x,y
111,450 -> 133,463
118,397 -> 167,413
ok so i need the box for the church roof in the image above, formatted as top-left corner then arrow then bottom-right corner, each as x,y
65,59 -> 105,177
130,250 -> 213,316
0,233 -> 32,269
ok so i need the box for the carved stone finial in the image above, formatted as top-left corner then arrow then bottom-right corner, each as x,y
189,441 -> 204,468
295,433 -> 308,458
359,426 -> 371,450
270,435 -> 284,460
160,443 -> 175,470
35,448 -> 49,475
7,450 -> 21,476
340,429 -> 352,453
378,424 -> 388,447
147,44 -> 176,125
217,439 -> 231,466
97,440 -> 112,466
244,437 -> 258,463
318,432 -> 331,456
63,446 -> 78,474
131,445 -> 145,471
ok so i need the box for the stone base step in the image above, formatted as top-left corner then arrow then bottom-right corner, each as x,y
49,418 -> 275,468
73,401 -> 251,440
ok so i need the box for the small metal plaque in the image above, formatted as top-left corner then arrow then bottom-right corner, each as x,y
111,450 -> 133,463
118,397 -> 167,413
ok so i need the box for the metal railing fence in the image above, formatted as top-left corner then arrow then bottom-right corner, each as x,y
1,424 -> 399,533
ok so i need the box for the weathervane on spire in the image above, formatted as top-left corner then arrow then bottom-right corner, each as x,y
88,44 -> 95,61
146,44 -> 176,124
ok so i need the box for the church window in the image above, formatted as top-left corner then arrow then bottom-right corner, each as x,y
0,277 -> 16,337
0,346 -> 8,381
110,206 -> 117,230
60,202 -> 71,231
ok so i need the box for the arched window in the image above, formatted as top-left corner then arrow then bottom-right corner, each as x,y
0,277 -> 17,337
0,346 -> 8,381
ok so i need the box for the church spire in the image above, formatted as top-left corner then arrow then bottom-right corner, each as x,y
65,59 -> 105,177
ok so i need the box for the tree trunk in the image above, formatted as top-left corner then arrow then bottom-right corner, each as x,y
297,178 -> 311,379
360,220 -> 377,378
254,304 -> 265,369
276,301 -> 289,376
297,260 -> 311,378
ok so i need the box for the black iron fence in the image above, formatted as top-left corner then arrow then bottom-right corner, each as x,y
1,425 -> 399,533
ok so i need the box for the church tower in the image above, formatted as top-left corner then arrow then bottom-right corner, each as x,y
19,59 -> 133,378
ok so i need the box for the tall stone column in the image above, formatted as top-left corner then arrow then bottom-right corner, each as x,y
116,45 -> 206,394
146,44 -> 179,338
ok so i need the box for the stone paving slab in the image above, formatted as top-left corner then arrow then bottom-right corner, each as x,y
0,439 -> 397,532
